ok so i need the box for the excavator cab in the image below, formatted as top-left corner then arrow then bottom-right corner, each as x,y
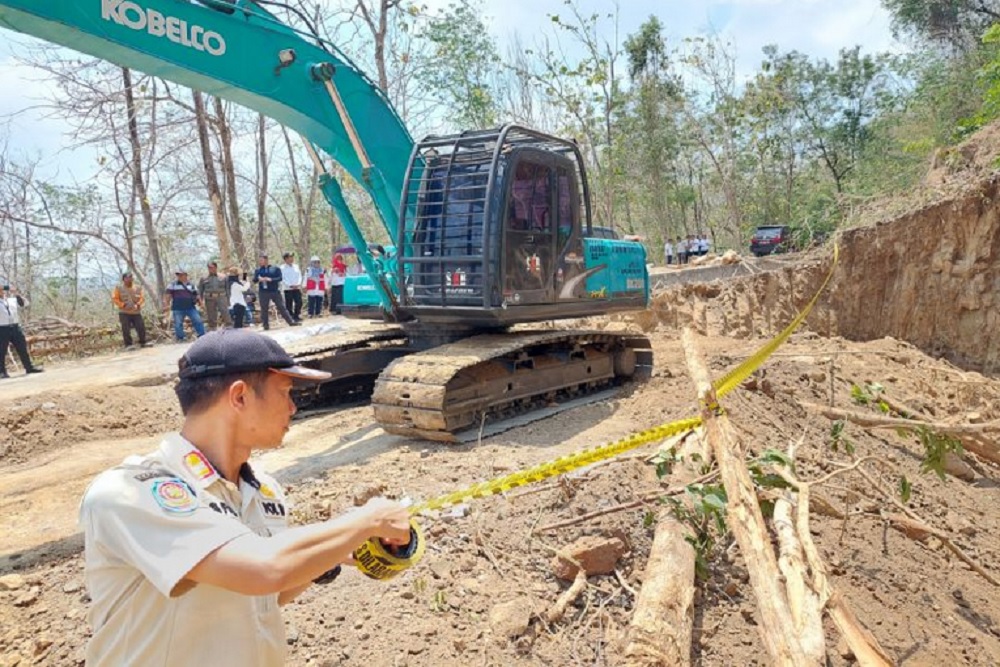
396,125 -> 648,327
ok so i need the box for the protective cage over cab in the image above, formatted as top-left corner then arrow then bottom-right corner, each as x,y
395,125 -> 649,327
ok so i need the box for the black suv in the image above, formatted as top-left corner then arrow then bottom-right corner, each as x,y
750,225 -> 792,256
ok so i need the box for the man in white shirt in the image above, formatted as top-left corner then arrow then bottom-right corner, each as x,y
0,284 -> 43,378
280,252 -> 303,323
80,329 -> 412,665
663,238 -> 674,265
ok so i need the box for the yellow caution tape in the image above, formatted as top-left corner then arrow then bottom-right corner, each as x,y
354,518 -> 426,580
410,245 -> 839,515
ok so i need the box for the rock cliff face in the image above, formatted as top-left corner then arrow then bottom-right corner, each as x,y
650,175 -> 1000,374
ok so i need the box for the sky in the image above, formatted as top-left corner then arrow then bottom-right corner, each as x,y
0,0 -> 902,184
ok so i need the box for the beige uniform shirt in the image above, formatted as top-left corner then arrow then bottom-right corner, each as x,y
79,434 -> 291,666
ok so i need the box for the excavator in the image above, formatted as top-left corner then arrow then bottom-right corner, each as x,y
0,0 -> 653,441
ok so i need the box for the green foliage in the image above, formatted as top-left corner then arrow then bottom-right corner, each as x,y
913,426 -> 964,479
665,482 -> 729,580
418,0 -> 500,128
829,419 -> 856,455
882,0 -> 999,49
899,475 -> 913,503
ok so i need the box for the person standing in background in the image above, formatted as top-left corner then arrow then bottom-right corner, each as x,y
304,256 -> 327,318
0,284 -> 43,378
164,270 -> 206,343
329,253 -> 347,315
663,238 -> 674,266
252,254 -> 299,331
111,272 -> 148,348
226,267 -> 250,329
198,261 -> 232,331
280,252 -> 303,323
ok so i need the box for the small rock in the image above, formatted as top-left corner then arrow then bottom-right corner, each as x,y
551,535 -> 626,581
723,581 -> 739,597
33,639 -> 52,657
400,590 -> 416,600
429,560 -> 452,580
444,505 -> 470,520
0,574 -> 25,591
40,402 -> 57,410
941,453 -> 976,482
489,599 -> 532,638
286,626 -> 299,644
967,412 -> 984,424
13,587 -> 40,607
62,581 -> 81,594
837,636 -> 855,660
351,483 -> 386,506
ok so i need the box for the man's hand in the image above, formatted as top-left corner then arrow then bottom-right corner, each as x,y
357,498 -> 412,546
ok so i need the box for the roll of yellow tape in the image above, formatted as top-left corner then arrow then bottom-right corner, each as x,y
354,519 -> 426,580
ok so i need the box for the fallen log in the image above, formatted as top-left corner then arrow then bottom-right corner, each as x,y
623,329 -> 715,666
777,465 -> 896,666
686,332 -> 815,665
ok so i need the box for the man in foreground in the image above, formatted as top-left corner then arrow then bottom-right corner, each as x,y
79,329 -> 412,665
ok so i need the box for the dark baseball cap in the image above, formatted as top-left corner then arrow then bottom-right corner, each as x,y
178,329 -> 331,382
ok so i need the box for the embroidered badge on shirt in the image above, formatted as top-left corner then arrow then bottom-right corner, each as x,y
152,479 -> 198,515
183,451 -> 216,480
259,483 -> 277,499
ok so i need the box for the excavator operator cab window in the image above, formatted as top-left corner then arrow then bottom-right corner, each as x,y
503,157 -> 571,304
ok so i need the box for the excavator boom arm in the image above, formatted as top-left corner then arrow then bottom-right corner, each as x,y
0,0 -> 412,310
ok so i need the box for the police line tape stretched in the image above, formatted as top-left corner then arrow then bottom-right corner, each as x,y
410,244 -> 839,515
355,246 -> 839,579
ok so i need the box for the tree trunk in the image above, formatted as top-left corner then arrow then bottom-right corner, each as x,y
121,66 -> 165,295
281,126 -> 313,259
192,89 -> 232,267
213,97 -> 248,267
255,113 -> 268,259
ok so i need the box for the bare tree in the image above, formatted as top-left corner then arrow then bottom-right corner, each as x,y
192,89 -> 233,267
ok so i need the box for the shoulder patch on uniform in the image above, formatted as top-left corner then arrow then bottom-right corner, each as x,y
182,451 -> 216,481
152,479 -> 199,515
133,470 -> 173,483
259,483 -> 277,499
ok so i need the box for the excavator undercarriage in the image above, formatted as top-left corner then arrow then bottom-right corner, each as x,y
288,326 -> 652,442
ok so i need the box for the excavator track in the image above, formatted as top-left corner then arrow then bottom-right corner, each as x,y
287,325 -> 410,409
371,330 -> 653,442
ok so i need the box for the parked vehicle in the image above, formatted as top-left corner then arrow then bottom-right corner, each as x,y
750,225 -> 792,256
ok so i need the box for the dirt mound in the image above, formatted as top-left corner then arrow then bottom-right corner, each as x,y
0,385 -> 180,466
651,172 -> 1000,374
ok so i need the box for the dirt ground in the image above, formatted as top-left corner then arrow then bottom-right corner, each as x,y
2,308 -> 1000,666
5,127 -> 1000,664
